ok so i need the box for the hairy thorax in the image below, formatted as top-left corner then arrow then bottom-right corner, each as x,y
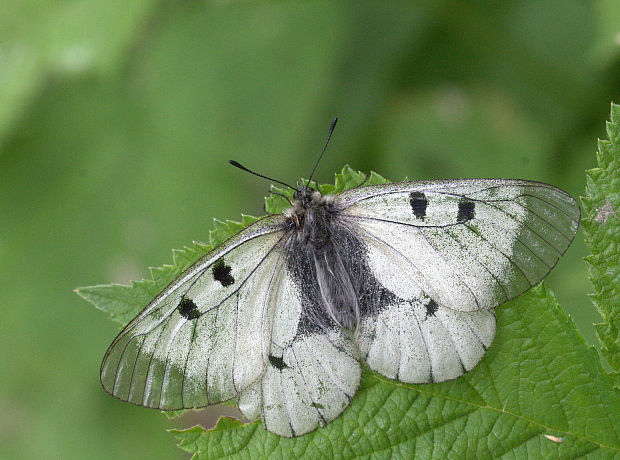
283,188 -> 359,330
283,189 -> 336,244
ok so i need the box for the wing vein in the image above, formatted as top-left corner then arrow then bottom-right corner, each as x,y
141,323 -> 168,406
180,319 -> 199,408
126,335 -> 146,400
462,223 -> 533,286
416,226 -> 482,310
303,334 -> 353,400
292,345 -> 327,424
488,195 -> 574,242
442,227 -> 510,303
461,313 -> 490,351
429,190 -> 568,257
204,302 -> 220,405
259,235 -> 292,363
113,332 -> 144,395
232,292 -> 241,394
344,214 -> 463,229
157,318 -> 189,408
411,303 -> 434,383
481,192 -> 579,223
435,314 -> 467,375
278,367 -> 297,437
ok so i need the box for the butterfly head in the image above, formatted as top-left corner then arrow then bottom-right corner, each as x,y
293,182 -> 320,205
293,182 -> 336,208
285,185 -> 335,231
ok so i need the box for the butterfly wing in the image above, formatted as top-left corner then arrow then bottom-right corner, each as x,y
357,298 -> 496,383
337,179 -> 579,383
237,244 -> 361,437
100,215 -> 289,409
339,179 -> 580,312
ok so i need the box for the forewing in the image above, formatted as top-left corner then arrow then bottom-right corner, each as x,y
237,267 -> 361,437
338,179 -> 580,312
100,215 -> 288,410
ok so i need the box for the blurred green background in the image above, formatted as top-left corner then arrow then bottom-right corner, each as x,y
1,1 -> 619,458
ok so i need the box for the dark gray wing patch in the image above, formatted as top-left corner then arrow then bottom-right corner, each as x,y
268,354 -> 288,370
425,298 -> 438,318
177,297 -> 200,320
285,208 -> 398,333
457,198 -> 475,222
212,258 -> 235,287
409,191 -> 428,219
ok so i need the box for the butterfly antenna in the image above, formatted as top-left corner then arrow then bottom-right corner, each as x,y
229,160 -> 299,192
306,117 -> 338,189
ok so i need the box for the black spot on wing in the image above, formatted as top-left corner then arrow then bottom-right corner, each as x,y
268,354 -> 288,370
177,297 -> 200,320
425,299 -> 438,318
409,191 -> 428,219
457,199 -> 475,223
212,258 -> 234,287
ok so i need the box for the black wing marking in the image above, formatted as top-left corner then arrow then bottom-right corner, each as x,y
101,215 -> 291,409
337,180 -> 579,312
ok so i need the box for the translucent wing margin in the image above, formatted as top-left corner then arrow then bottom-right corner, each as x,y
100,215 -> 288,410
338,179 -> 580,312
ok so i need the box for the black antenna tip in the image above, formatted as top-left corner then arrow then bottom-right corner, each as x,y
228,159 -> 298,192
229,160 -> 249,172
330,117 -> 338,128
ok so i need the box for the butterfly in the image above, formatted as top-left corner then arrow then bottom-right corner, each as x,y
100,118 -> 580,437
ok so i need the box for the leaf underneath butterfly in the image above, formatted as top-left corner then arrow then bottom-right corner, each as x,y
77,165 -> 619,458
172,285 -> 619,459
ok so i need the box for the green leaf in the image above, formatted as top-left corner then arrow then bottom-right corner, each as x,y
582,102 -> 620,383
172,285 -> 619,459
78,165 -> 619,459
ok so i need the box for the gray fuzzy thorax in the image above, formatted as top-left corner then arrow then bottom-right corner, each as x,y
283,189 -> 394,332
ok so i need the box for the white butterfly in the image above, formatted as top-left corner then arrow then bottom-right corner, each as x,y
100,119 -> 580,437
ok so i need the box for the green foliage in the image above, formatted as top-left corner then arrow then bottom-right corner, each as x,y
78,166 -> 619,459
171,288 -> 619,459
4,2 -> 619,457
582,103 -> 620,384
0,0 -> 156,141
